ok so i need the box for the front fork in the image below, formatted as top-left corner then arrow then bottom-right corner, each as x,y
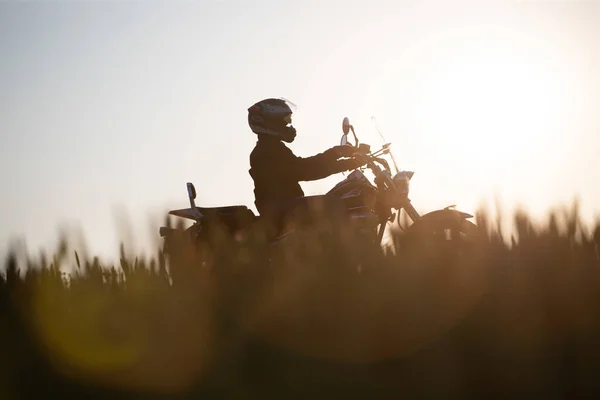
399,198 -> 420,223
374,198 -> 420,244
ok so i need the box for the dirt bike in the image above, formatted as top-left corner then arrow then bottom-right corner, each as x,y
159,116 -> 479,263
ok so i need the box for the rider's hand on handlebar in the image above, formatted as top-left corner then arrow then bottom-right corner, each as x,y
329,145 -> 356,159
352,152 -> 370,167
338,154 -> 368,172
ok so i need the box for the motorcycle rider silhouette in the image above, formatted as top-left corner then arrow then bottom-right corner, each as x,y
247,98 -> 366,240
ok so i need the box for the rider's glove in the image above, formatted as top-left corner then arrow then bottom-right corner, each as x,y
338,156 -> 367,172
327,145 -> 356,159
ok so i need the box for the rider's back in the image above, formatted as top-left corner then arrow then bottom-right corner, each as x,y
249,135 -> 305,216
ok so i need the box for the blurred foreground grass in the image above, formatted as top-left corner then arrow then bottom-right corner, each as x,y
2,203 -> 600,399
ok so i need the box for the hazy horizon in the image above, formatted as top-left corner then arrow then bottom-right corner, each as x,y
2,0 -> 599,264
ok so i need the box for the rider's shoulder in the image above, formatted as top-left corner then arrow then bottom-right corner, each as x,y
255,138 -> 292,152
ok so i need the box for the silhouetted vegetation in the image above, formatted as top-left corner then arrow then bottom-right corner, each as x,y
2,204 -> 600,399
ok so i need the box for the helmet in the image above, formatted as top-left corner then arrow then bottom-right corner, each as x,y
247,98 -> 298,143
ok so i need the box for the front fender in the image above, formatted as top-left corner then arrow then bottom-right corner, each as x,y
421,208 -> 473,221
406,208 -> 474,234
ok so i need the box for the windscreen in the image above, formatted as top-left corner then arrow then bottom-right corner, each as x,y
364,116 -> 400,175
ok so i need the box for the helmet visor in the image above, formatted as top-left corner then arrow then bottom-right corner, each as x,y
279,97 -> 298,112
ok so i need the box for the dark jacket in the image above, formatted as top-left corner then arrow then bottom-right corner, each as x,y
249,135 -> 353,216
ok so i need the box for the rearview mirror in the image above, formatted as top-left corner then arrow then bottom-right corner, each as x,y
341,116 -> 358,147
340,134 -> 348,146
342,117 -> 350,134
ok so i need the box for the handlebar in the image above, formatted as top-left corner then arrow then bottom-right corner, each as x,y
352,143 -> 391,174
339,119 -> 404,207
344,144 -> 398,197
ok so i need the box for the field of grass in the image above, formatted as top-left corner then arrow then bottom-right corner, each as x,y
2,204 -> 600,399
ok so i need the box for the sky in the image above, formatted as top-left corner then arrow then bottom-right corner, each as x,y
1,0 -> 600,264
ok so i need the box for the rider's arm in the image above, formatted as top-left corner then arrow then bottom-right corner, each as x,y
286,148 -> 357,182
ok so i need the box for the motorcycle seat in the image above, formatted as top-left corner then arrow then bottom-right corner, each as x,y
196,205 -> 255,217
195,205 -> 257,235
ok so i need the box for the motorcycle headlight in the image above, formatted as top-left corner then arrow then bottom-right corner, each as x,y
393,172 -> 412,196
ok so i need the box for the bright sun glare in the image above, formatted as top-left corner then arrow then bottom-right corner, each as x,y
418,42 -> 568,181
359,18 -> 576,220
